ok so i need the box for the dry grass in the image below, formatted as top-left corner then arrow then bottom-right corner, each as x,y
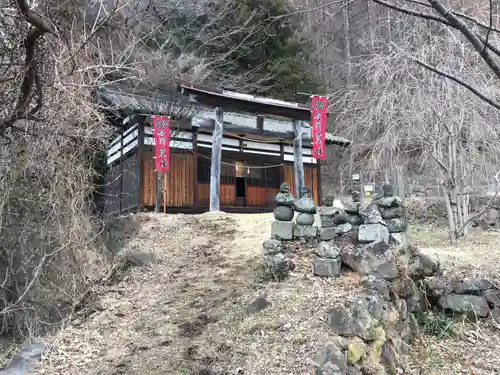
32,212 -> 362,375
22,214 -> 500,375
405,225 -> 500,375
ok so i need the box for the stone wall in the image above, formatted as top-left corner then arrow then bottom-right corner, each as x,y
261,184 -> 500,375
406,195 -> 500,228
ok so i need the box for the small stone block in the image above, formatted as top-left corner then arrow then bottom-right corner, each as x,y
320,227 -> 337,240
271,221 -> 293,240
293,225 -> 318,238
314,257 -> 341,277
358,224 -> 389,243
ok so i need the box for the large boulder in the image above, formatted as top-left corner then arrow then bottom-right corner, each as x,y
342,241 -> 399,280
451,278 -> 493,295
439,294 -> 490,318
328,295 -> 383,341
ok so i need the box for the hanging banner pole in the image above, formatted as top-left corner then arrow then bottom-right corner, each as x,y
311,96 -> 328,160
152,115 -> 171,212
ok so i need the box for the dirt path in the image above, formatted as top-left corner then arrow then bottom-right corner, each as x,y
33,213 -> 360,375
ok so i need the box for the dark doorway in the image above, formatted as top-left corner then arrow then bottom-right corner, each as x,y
236,177 -> 246,198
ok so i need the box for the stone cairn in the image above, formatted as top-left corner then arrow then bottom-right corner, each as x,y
271,182 -> 295,241
293,186 -> 319,241
376,184 -> 408,248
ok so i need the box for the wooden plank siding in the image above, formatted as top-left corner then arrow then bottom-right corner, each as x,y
141,149 -> 196,208
141,149 -> 156,207
197,184 -> 210,206
220,184 -> 236,206
163,153 -> 195,207
140,148 -> 321,211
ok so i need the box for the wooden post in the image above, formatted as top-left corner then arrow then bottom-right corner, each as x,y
163,173 -> 167,214
155,170 -> 162,213
119,131 -> 124,214
210,107 -> 224,212
137,118 -> 145,209
292,119 -> 304,198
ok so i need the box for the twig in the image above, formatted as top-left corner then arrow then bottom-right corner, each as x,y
411,56 -> 500,110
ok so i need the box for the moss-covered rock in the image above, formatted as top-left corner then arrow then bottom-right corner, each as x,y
347,337 -> 367,364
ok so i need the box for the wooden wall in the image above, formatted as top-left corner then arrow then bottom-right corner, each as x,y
141,149 -> 195,207
246,187 -> 280,207
283,165 -> 320,204
141,148 -> 321,210
197,184 -> 236,207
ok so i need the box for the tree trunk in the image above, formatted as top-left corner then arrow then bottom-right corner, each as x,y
343,0 -> 352,88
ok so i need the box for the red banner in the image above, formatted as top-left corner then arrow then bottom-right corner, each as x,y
311,96 -> 328,160
152,116 -> 171,172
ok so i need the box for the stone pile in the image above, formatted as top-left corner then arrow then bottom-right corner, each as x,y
313,241 -> 342,277
376,184 -> 409,248
344,191 -> 363,227
271,183 -> 295,241
426,276 -> 500,319
293,186 -> 318,241
261,238 -> 291,281
319,193 -> 340,241
358,203 -> 389,244
316,243 -> 437,375
262,184 -> 500,374
318,193 -> 352,241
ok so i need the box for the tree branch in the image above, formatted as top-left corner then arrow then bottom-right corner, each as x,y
1,0 -> 56,137
410,56 -> 500,110
427,0 -> 500,79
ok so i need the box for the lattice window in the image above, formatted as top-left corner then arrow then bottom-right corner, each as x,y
197,156 -> 210,183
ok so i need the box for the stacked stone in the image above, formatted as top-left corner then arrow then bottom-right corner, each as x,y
293,186 -> 319,241
313,241 -> 341,277
377,184 -> 409,248
271,183 -> 295,241
358,202 -> 389,244
344,191 -> 363,226
318,193 -> 338,240
262,239 -> 290,281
